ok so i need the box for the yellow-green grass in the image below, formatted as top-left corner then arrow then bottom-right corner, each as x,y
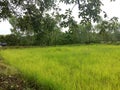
1,45 -> 120,90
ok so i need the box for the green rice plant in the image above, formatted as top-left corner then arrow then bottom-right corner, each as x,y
1,45 -> 120,90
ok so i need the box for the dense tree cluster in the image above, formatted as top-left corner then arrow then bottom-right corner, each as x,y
0,17 -> 120,46
0,0 -> 120,46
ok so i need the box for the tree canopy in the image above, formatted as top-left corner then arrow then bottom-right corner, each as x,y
0,0 -> 115,22
1,0 -> 120,46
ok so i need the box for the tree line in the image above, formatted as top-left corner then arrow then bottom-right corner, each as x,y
0,16 -> 120,46
0,0 -> 120,46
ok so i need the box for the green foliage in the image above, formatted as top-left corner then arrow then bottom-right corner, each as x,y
0,0 -> 55,19
0,0 -> 115,23
2,16 -> 120,46
1,45 -> 120,90
0,35 -> 5,42
95,17 -> 120,42
0,0 -> 12,19
0,0 -> 119,46
4,34 -> 19,46
0,34 -> 18,46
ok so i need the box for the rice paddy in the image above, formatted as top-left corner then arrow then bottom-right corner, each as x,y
1,45 -> 120,90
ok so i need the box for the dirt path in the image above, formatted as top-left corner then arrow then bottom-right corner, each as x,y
0,61 -> 37,90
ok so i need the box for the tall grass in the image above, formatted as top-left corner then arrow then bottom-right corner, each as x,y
1,45 -> 120,90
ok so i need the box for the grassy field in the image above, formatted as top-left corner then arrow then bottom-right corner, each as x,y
0,45 -> 120,90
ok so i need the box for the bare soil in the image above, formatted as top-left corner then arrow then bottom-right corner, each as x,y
0,61 -> 38,90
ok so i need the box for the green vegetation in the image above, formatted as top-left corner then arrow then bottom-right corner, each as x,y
1,1 -> 120,89
1,45 -> 120,90
0,57 -> 37,90
1,17 -> 120,46
1,0 -> 120,46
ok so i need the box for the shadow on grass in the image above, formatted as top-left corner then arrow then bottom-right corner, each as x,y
0,60 -> 60,90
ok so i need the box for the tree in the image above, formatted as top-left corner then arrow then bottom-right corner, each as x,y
9,13 -> 62,46
95,17 -> 120,42
0,0 -> 55,19
9,16 -> 35,45
0,0 -> 115,22
1,0 -> 119,46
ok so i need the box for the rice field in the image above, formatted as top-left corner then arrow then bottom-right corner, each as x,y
1,45 -> 120,90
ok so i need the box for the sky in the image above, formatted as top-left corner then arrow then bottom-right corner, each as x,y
0,0 -> 120,35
